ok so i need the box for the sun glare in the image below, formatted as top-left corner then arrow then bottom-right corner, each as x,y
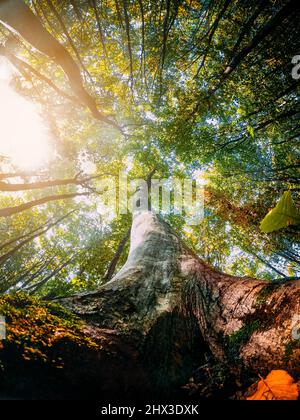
0,58 -> 52,170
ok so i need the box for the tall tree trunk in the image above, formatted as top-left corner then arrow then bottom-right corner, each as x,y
56,210 -> 300,399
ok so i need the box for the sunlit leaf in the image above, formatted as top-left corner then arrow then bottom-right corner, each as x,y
260,191 -> 300,233
247,370 -> 299,400
246,125 -> 255,138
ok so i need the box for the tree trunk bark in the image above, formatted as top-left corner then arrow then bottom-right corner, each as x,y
58,210 -> 300,400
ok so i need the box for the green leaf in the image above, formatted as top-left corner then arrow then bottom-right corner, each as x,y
247,125 -> 255,138
260,191 -> 300,233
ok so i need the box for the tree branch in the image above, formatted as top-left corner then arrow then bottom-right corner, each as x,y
0,192 -> 90,218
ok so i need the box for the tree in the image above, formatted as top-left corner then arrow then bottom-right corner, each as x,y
0,0 -> 120,129
0,0 -> 299,399
1,210 -> 299,400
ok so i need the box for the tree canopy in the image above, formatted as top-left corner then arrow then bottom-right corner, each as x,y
0,0 -> 299,298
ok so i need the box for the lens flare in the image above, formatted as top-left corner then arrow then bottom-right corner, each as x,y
0,58 -> 52,170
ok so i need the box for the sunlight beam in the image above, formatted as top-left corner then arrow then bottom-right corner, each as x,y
0,57 -> 52,170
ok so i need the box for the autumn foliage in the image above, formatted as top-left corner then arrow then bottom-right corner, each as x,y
247,370 -> 299,401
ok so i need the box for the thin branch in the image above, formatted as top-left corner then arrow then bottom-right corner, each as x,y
0,192 -> 90,218
89,0 -> 109,62
0,210 -> 76,265
103,227 -> 130,281
0,45 -> 78,103
121,0 -> 134,92
211,0 -> 296,93
0,173 -> 107,192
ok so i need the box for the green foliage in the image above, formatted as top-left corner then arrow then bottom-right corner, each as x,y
285,339 -> 300,360
255,283 -> 281,305
260,192 -> 300,233
0,0 -> 299,294
226,320 -> 261,362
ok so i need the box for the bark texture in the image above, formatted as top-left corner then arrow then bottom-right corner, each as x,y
57,210 -> 300,399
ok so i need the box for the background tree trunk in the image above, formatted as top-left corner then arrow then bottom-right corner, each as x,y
57,210 -> 300,399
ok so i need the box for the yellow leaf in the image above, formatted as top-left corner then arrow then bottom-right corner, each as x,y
247,370 -> 299,400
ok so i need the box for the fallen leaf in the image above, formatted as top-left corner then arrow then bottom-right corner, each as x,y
247,370 -> 299,400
